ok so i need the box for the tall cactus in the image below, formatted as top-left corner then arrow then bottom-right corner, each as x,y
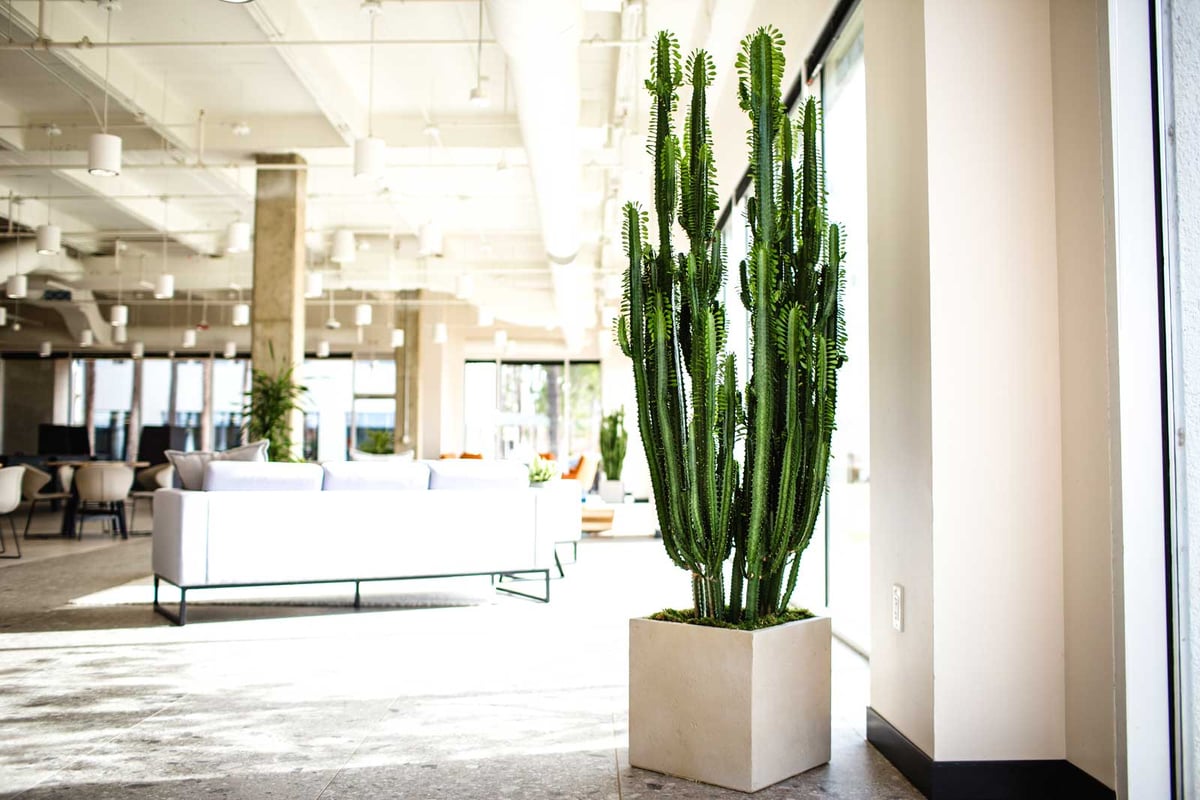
618,27 -> 845,624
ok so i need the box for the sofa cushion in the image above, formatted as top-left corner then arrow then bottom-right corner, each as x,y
321,461 -> 431,491
426,459 -> 528,490
166,440 -> 269,491
202,461 -> 324,492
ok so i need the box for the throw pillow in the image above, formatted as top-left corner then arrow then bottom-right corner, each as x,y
165,440 -> 270,491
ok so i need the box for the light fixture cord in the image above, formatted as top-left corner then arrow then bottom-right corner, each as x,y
368,13 -> 376,137
162,198 -> 168,277
476,0 -> 484,86
102,6 -> 112,133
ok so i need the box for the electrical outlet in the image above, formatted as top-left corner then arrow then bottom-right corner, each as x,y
892,584 -> 904,632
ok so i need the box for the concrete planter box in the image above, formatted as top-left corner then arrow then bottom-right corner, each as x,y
599,478 -> 625,503
628,615 -> 831,792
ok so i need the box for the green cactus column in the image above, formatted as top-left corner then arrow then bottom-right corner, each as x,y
620,26 -> 845,625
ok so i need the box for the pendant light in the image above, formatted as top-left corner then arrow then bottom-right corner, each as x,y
232,301 -> 250,327
113,325 -> 128,344
223,341 -> 237,359
36,224 -> 61,255
433,322 -> 447,345
154,200 -> 175,299
7,209 -> 26,299
324,288 -> 341,330
88,7 -> 122,177
454,273 -> 475,300
469,0 -> 490,107
331,229 -> 356,264
0,307 -> 7,326
493,329 -> 508,352
226,219 -> 251,254
110,240 -> 127,325
36,125 -> 62,255
305,270 -> 323,299
38,341 -> 52,358
477,307 -> 494,327
390,328 -> 405,348
79,329 -> 94,348
181,328 -> 197,348
354,298 -> 372,327
316,340 -> 331,358
418,222 -> 443,258
353,3 -> 385,179
130,341 -> 145,359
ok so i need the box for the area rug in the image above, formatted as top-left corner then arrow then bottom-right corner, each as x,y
68,575 -> 500,610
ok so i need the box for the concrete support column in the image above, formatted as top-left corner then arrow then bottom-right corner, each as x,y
127,358 -> 142,462
394,290 -> 422,455
199,357 -> 213,452
252,153 -> 307,459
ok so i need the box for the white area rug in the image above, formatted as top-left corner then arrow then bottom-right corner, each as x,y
68,575 -> 501,609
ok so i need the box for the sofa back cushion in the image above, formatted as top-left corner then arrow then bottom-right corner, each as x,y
426,459 -> 528,490
166,440 -> 269,490
321,461 -> 430,491
202,461 -> 324,492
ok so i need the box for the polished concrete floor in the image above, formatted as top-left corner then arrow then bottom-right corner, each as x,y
0,513 -> 922,799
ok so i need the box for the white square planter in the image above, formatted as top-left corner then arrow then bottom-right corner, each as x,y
628,615 -> 831,792
599,479 -> 625,503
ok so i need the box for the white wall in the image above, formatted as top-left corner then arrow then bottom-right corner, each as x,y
1049,0 -> 1116,786
925,0 -> 1066,761
864,0 -> 936,756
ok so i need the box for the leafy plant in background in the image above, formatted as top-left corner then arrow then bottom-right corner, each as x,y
599,407 -> 629,481
242,348 -> 308,463
528,456 -> 557,485
617,27 -> 846,625
359,430 -> 395,455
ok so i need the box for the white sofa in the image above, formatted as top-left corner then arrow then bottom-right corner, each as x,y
151,459 -> 581,624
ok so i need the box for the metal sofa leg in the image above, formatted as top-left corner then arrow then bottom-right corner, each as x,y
153,575 -> 188,625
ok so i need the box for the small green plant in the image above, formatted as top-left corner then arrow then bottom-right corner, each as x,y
242,346 -> 308,463
599,407 -> 629,481
528,456 -> 557,485
359,430 -> 395,455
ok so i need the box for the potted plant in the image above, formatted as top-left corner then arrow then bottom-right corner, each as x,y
527,456 -> 557,487
617,27 -> 845,792
598,407 -> 629,502
242,350 -> 308,463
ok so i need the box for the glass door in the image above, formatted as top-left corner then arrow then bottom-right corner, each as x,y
821,18 -> 871,654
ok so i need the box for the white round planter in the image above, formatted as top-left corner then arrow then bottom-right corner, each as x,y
628,614 -> 832,792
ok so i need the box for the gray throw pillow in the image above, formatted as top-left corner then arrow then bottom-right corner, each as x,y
165,440 -> 270,491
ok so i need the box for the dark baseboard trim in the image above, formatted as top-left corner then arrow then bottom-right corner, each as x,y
866,707 -> 1115,800
866,706 -> 932,796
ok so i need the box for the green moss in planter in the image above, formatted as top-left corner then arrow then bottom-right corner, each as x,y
649,607 -> 815,631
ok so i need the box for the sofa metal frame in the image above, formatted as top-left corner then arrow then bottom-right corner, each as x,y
153,567 -> 551,625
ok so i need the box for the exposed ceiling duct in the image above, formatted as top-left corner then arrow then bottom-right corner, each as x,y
485,0 -> 596,343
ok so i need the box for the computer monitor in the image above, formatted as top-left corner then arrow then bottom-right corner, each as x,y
36,424 -> 91,456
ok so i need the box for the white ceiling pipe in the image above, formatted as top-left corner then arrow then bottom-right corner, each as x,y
485,0 -> 583,266
485,0 -> 593,338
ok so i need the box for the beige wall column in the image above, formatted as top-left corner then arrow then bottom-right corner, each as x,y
394,290 -> 422,456
251,153 -> 307,458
